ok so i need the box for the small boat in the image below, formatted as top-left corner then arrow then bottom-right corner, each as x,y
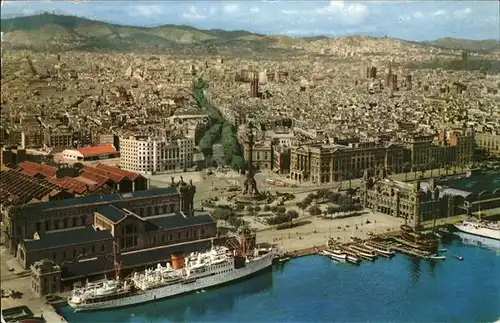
364,242 -> 395,258
428,254 -> 446,260
349,245 -> 377,261
342,249 -> 361,265
439,248 -> 447,252
279,257 -> 291,263
329,250 -> 347,263
455,255 -> 464,261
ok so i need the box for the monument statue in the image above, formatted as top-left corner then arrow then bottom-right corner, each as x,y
241,123 -> 260,197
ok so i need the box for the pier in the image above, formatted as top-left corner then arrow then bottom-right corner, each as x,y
280,246 -> 326,259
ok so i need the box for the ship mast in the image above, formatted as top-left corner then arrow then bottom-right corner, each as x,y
241,231 -> 247,256
113,241 -> 120,280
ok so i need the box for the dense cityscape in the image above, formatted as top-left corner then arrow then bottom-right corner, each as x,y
0,2 -> 499,323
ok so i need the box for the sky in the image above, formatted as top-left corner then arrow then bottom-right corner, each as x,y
1,1 -> 499,41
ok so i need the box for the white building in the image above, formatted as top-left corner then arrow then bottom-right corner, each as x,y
119,135 -> 194,174
61,145 -> 118,163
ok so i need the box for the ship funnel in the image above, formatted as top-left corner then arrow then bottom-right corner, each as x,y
171,253 -> 185,269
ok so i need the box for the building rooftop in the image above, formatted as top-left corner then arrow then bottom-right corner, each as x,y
440,171 -> 500,194
96,204 -> 128,223
0,169 -> 67,207
75,145 -> 116,157
147,212 -> 215,230
23,226 -> 113,252
17,161 -> 56,179
60,239 -> 213,280
13,187 -> 179,217
95,164 -> 140,181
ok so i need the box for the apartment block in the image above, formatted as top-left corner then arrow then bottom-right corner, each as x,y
119,135 -> 194,174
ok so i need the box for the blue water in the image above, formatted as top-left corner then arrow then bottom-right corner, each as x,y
60,239 -> 500,323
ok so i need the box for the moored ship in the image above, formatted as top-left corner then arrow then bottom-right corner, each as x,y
400,224 -> 439,251
454,220 -> 500,250
68,238 -> 275,312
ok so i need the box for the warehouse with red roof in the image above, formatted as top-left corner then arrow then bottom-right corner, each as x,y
62,145 -> 119,162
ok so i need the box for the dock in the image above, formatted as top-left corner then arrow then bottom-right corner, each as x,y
280,246 -> 325,259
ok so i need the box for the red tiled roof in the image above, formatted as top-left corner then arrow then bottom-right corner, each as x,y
75,145 -> 116,157
95,163 -> 139,181
21,168 -> 39,177
80,170 -> 113,186
49,177 -> 89,195
0,169 -> 67,206
82,166 -> 123,183
17,161 -> 57,179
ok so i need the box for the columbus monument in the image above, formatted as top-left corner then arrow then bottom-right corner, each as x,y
237,122 -> 265,203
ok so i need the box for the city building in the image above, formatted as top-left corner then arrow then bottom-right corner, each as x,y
1,146 -> 26,167
400,134 -> 436,170
272,145 -> 291,174
438,128 -> 474,166
241,139 -> 272,170
360,170 -> 500,225
3,186 -> 183,255
119,135 -> 194,174
475,131 -> 500,157
80,163 -> 148,192
62,145 -> 119,163
0,169 -> 75,209
43,129 -> 73,149
250,72 -> 259,98
433,170 -> 500,215
359,170 -> 444,224
290,142 -> 405,184
30,259 -> 62,297
17,161 -> 57,179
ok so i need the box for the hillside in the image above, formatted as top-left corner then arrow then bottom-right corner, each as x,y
0,13 -> 295,56
423,37 -> 499,52
0,13 -> 496,56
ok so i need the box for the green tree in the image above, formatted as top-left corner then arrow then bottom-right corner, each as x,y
308,205 -> 322,216
231,155 -> 245,170
326,205 -> 338,218
296,202 -> 307,215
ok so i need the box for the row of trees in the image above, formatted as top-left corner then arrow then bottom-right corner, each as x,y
193,78 -> 245,170
198,123 -> 222,156
220,122 -> 245,170
266,210 -> 299,225
193,79 -> 223,121
211,208 -> 245,228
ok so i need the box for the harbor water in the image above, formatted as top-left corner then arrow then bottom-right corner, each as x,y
59,238 -> 500,323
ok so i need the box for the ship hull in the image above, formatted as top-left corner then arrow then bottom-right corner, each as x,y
71,252 -> 273,312
400,231 -> 439,251
455,231 -> 500,250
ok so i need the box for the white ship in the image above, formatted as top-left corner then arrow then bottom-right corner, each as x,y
454,220 -> 500,250
68,241 -> 274,312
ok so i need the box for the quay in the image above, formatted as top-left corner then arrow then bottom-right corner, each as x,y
281,246 -> 326,259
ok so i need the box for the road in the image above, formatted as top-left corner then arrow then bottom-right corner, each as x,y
148,167 -> 467,206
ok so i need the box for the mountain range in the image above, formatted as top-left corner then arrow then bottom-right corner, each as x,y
1,13 -> 498,55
